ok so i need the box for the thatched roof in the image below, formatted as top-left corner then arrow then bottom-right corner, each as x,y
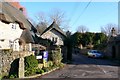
20,29 -> 34,43
0,2 -> 32,30
41,21 -> 66,37
0,2 -> 37,43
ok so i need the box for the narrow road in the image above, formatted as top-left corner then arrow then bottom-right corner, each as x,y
37,54 -> 120,78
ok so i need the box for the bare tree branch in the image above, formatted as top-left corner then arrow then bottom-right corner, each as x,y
77,25 -> 89,33
101,23 -> 118,36
35,12 -> 48,26
49,8 -> 65,26
35,8 -> 69,32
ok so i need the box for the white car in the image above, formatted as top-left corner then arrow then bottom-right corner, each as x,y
87,50 -> 104,58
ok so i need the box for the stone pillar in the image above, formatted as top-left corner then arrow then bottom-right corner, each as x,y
19,57 -> 24,78
29,43 -> 32,51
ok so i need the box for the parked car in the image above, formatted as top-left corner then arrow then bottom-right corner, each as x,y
87,50 -> 104,58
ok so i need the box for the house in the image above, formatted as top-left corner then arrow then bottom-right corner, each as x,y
106,28 -> 120,60
0,18 -> 23,51
0,2 -> 36,51
41,20 -> 66,46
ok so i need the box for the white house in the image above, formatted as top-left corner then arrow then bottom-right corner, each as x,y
0,20 -> 23,51
0,2 -> 36,51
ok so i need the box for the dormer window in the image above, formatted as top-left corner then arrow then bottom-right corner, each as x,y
12,24 -> 16,29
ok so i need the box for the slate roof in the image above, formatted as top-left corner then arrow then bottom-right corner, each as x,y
41,21 -> 66,37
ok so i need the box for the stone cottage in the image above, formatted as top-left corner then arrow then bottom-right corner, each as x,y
41,20 -> 66,46
106,28 -> 120,60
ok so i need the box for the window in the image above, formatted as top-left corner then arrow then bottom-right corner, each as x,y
0,39 -> 4,42
52,37 -> 58,43
12,24 -> 16,29
55,37 -> 57,42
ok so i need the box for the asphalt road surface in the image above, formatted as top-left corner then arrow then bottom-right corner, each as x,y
37,54 -> 120,79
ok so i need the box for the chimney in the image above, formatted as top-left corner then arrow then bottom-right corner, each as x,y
53,19 -> 56,23
19,7 -> 24,12
111,27 -> 117,37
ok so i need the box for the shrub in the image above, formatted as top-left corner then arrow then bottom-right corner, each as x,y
50,50 -> 63,66
42,67 -> 49,72
58,63 -> 64,68
25,68 -> 37,76
24,55 -> 38,76
52,64 -> 58,68
0,75 -> 2,79
9,74 -> 17,79
36,68 -> 44,74
48,61 -> 53,67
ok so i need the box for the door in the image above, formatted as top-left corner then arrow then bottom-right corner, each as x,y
112,46 -> 116,58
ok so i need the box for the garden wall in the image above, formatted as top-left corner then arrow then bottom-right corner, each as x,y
0,50 -> 34,77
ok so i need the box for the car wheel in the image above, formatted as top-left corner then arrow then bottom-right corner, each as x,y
92,55 -> 95,58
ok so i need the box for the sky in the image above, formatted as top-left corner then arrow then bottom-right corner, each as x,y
20,2 -> 118,33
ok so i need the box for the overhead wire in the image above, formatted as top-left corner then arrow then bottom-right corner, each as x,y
69,2 -> 81,22
72,0 -> 92,27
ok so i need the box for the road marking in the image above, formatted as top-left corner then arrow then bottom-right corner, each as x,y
97,65 -> 107,74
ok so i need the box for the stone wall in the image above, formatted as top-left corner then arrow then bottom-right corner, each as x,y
0,50 -> 34,77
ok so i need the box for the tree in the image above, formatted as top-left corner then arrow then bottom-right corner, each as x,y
84,32 -> 94,45
49,9 -> 66,26
35,12 -> 48,26
35,8 -> 69,32
101,23 -> 118,36
77,25 -> 89,33
36,22 -> 47,34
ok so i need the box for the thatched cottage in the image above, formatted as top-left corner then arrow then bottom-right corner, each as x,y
0,2 -> 36,51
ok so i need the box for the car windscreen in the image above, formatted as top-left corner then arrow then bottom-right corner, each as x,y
93,51 -> 100,53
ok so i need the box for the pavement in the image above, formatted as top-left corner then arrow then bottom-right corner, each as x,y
36,53 -> 120,79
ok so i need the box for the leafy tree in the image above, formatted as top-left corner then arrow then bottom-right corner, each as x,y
70,32 -> 108,49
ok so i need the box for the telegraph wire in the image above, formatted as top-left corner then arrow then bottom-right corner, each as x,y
69,2 -> 81,22
72,0 -> 92,27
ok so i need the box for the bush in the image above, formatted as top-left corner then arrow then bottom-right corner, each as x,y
58,63 -> 64,68
36,68 -> 44,74
42,67 -> 49,72
48,61 -> 53,67
25,68 -> 37,76
9,74 -> 17,79
24,55 -> 38,76
0,76 -> 2,79
50,50 -> 63,66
